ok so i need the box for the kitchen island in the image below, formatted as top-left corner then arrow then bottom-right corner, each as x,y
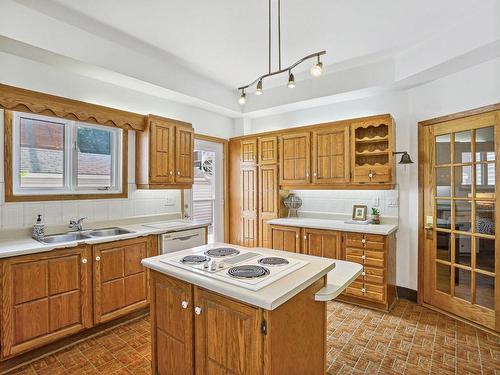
141,242 -> 362,375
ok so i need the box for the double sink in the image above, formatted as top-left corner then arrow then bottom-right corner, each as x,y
38,227 -> 135,244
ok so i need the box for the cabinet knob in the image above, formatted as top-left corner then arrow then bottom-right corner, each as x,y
95,256 -> 101,261
296,234 -> 299,239
177,171 -> 181,175
361,271 -> 366,276
306,172 -> 310,177
313,172 -> 317,177
361,255 -> 366,260
303,235 -> 307,240
181,301 -> 189,309
81,258 -> 87,264
194,307 -> 202,315
361,288 -> 366,293
169,170 -> 173,175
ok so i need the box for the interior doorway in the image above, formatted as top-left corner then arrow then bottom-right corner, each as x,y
419,107 -> 499,332
184,138 -> 224,243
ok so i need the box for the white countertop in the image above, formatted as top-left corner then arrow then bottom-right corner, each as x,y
267,217 -> 398,235
0,219 -> 209,259
141,242 -> 362,310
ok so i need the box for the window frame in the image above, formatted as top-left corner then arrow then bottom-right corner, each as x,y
4,110 -> 128,202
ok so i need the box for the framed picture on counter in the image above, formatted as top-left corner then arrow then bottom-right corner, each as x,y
352,205 -> 367,221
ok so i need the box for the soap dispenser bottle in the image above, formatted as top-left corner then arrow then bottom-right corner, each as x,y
32,214 -> 45,240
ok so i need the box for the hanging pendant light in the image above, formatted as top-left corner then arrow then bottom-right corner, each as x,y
287,71 -> 296,88
236,0 -> 325,103
255,80 -> 263,95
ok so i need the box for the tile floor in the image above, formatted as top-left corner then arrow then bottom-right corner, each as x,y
7,300 -> 500,375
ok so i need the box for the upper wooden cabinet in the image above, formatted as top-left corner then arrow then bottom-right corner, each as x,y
136,114 -> 194,189
279,132 -> 311,185
258,136 -> 278,165
240,166 -> 258,247
0,246 -> 92,358
241,138 -> 258,166
351,116 -> 394,184
311,126 -> 350,184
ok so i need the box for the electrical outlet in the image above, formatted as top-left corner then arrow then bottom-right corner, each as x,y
372,198 -> 379,207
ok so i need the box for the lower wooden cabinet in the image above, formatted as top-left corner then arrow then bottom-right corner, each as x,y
0,246 -> 92,358
269,225 -> 301,252
94,235 -> 157,324
303,228 -> 341,259
150,271 -> 327,375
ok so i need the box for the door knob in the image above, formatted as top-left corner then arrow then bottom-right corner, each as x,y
194,307 -> 202,315
181,301 -> 189,309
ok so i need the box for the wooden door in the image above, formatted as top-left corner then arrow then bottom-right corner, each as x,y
241,166 -> 258,247
270,225 -> 301,252
0,246 -> 92,358
312,126 -> 350,184
421,111 -> 499,331
151,272 -> 193,375
175,126 -> 194,184
258,136 -> 278,165
194,288 -> 262,375
241,139 -> 257,165
279,132 -> 310,185
303,228 -> 341,259
259,164 -> 279,248
94,236 -> 155,324
149,118 -> 176,184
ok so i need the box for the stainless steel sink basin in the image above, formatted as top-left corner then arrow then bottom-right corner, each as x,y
87,227 -> 134,237
38,232 -> 93,244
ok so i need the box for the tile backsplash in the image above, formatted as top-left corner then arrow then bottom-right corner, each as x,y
0,182 -> 181,229
290,189 -> 399,218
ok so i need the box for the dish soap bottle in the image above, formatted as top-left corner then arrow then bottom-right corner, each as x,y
32,214 -> 45,240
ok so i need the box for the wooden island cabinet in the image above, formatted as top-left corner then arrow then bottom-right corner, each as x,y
150,270 -> 327,375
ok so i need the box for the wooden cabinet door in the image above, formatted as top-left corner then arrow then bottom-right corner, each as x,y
258,164 -> 279,248
241,166 -> 258,247
194,288 -> 262,375
0,246 -> 92,358
258,136 -> 278,165
312,126 -> 350,184
241,139 -> 257,165
175,126 -> 194,184
303,228 -> 341,259
151,272 -> 193,375
94,236 -> 155,324
269,225 -> 301,252
149,118 -> 176,184
279,132 -> 311,185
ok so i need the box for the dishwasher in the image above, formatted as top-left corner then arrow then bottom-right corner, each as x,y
160,227 -> 207,254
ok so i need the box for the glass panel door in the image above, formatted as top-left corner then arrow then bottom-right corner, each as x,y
423,112 -> 498,332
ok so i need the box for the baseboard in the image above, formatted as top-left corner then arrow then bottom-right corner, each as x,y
397,286 -> 417,302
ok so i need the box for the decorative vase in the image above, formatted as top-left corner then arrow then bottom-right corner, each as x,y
283,193 -> 302,218
371,214 -> 380,224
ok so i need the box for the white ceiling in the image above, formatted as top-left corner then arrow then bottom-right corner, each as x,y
47,0 -> 477,89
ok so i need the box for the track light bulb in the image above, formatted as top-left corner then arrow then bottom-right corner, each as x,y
310,61 -> 323,77
256,80 -> 263,95
238,91 -> 246,105
287,72 -> 296,88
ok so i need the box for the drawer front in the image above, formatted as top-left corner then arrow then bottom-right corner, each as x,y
364,250 -> 385,268
345,233 -> 385,251
363,267 -> 385,284
364,283 -> 386,302
344,281 -> 364,298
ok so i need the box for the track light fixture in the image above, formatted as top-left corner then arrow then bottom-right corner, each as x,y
237,0 -> 325,104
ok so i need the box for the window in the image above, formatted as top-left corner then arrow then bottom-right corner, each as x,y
12,112 -> 123,196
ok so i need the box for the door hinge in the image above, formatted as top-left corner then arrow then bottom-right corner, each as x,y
261,319 -> 267,336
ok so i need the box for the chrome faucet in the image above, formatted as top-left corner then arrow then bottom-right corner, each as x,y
69,217 -> 87,232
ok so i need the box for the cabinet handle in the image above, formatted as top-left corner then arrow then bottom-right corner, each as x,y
95,256 -> 101,261
361,255 -> 366,260
181,301 -> 189,309
361,288 -> 366,293
194,307 -> 202,315
81,258 -> 87,264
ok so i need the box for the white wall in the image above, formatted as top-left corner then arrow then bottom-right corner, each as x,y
245,57 -> 500,290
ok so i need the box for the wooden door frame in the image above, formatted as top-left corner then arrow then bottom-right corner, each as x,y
188,134 -> 229,242
417,103 -> 500,309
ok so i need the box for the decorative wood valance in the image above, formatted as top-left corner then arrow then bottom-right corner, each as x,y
0,84 -> 145,131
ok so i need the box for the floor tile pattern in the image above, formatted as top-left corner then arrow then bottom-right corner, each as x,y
7,300 -> 500,375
